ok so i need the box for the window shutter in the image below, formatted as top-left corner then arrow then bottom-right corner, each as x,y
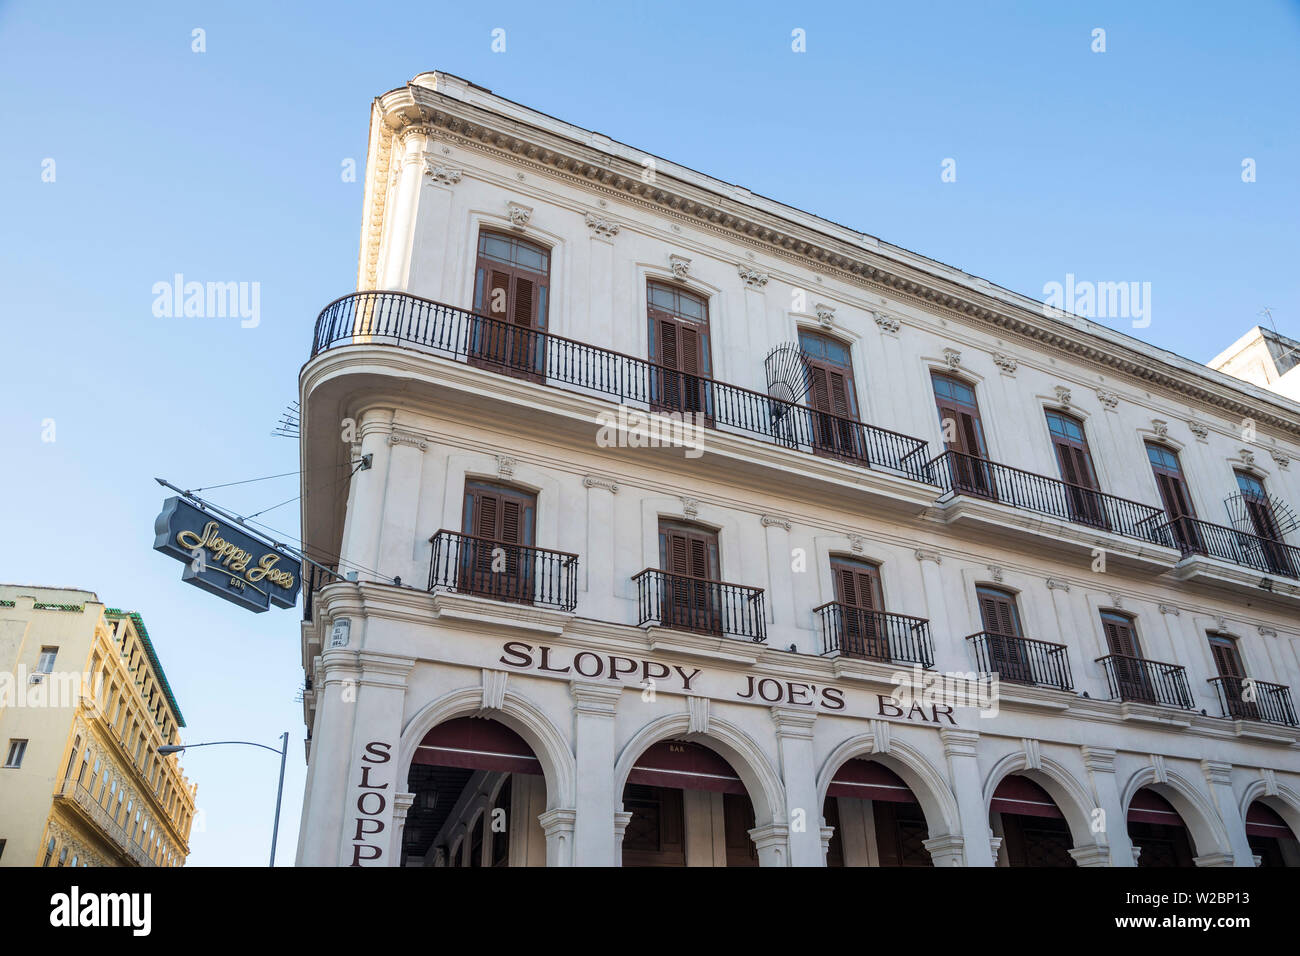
1210,639 -> 1244,679
501,500 -> 521,546
828,371 -> 850,417
489,271 -> 510,317
475,493 -> 499,540
809,366 -> 830,413
658,319 -> 679,370
688,537 -> 709,579
512,277 -> 533,327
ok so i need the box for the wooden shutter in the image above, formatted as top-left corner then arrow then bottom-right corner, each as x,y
1209,637 -> 1245,679
1102,615 -> 1140,658
977,588 -> 1020,637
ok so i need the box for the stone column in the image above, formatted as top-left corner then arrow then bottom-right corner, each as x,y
923,834 -> 966,867
379,126 -> 431,291
915,550 -> 961,671
1081,746 -> 1133,866
378,428 -> 428,587
1201,760 -> 1254,866
613,810 -> 633,867
772,707 -> 822,866
337,651 -> 414,866
582,478 -> 617,609
539,808 -> 577,866
941,728 -> 992,866
390,792 -> 415,866
570,682 -> 623,866
296,648 -> 362,866
761,517 -> 796,646
339,410 -> 394,584
749,823 -> 791,867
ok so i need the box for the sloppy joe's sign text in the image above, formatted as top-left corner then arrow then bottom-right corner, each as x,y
153,496 -> 301,613
498,641 -> 957,725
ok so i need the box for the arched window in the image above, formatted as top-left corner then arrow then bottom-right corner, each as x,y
1145,443 -> 1199,552
1234,471 -> 1294,575
470,230 -> 550,380
932,372 -> 992,496
828,556 -> 886,660
458,480 -> 538,604
974,586 -> 1036,685
647,281 -> 713,419
800,330 -> 862,458
1046,410 -> 1107,527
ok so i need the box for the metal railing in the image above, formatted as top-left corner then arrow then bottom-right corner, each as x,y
311,291 -> 934,480
1095,654 -> 1194,709
303,562 -> 339,623
633,568 -> 766,642
1159,515 -> 1300,579
1206,676 -> 1298,727
814,603 -> 934,668
57,782 -> 155,866
921,449 -> 1171,546
966,631 -> 1073,691
428,530 -> 578,611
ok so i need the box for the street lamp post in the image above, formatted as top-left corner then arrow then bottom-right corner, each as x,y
159,731 -> 290,867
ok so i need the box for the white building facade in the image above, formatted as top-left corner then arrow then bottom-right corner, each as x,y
294,72 -> 1300,867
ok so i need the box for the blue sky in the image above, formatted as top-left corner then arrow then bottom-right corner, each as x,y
0,1 -> 1296,865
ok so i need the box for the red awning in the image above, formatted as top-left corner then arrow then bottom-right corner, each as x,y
413,716 -> 542,775
991,775 -> 1063,819
627,740 -> 746,794
1245,801 -> 1294,839
1126,788 -> 1186,827
827,759 -> 917,804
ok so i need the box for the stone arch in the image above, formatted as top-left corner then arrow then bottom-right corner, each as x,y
1238,778 -> 1300,843
398,684 -> 575,811
1120,766 -> 1233,860
983,750 -> 1099,857
612,711 -> 785,828
815,734 -> 963,852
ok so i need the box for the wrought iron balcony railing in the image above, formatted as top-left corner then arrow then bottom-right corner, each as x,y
919,449 -> 1172,546
1206,676 -> 1298,727
311,292 -> 933,480
428,530 -> 578,611
814,602 -> 934,668
966,631 -> 1073,691
1159,515 -> 1300,579
633,568 -> 766,642
1095,654 -> 1194,709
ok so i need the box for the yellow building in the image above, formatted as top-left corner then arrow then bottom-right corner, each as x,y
0,585 -> 196,867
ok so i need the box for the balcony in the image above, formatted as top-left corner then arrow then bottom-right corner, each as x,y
1161,515 -> 1300,580
1095,654 -> 1194,709
966,631 -> 1073,691
55,782 -> 155,866
311,292 -> 934,481
814,603 -> 934,668
1207,676 -> 1298,727
921,450 -> 1171,548
428,530 -> 579,612
633,568 -> 766,642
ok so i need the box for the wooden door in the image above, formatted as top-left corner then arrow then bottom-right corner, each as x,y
800,331 -> 861,459
1101,611 -> 1152,702
659,520 -> 721,634
471,231 -> 549,381
461,481 -> 537,603
832,558 -> 887,660
723,792 -> 759,867
932,372 -> 993,498
1146,443 -> 1200,553
873,801 -> 933,867
648,282 -> 712,421
823,797 -> 845,867
621,784 -> 686,867
1208,634 -> 1257,720
1046,411 -> 1108,528
977,586 -> 1031,683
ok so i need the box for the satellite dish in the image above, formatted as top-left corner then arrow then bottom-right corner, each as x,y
764,343 -> 812,405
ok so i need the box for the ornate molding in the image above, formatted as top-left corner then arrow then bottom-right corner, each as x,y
760,514 -> 791,531
1095,389 -> 1119,411
496,455 -> 516,478
1046,578 -> 1071,592
1108,593 -> 1123,609
1258,625 -> 1278,639
815,303 -> 836,328
582,475 -> 619,493
1151,419 -> 1169,439
687,695 -> 710,735
506,201 -> 532,230
737,265 -> 769,289
584,212 -> 620,239
869,719 -> 891,754
849,534 -> 866,554
1188,421 -> 1209,442
873,311 -> 901,334
1022,738 -> 1042,771
423,162 -> 463,186
1238,448 -> 1257,468
570,680 -> 622,716
669,254 -> 691,279
1081,746 -> 1116,774
1271,450 -> 1291,471
370,84 -> 1300,439
942,347 -> 961,371
1158,603 -> 1181,616
986,565 -> 1004,584
914,548 -> 942,565
481,669 -> 508,711
679,496 -> 699,518
1054,385 -> 1072,407
389,431 -> 428,451
992,352 -> 1017,375
1151,753 -> 1168,785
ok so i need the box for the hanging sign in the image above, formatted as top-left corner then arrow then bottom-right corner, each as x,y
153,496 -> 301,612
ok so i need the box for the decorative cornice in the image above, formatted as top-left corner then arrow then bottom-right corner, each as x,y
369,82 -> 1300,439
582,475 -> 619,493
422,161 -> 463,186
389,431 -> 428,451
992,352 -> 1017,375
760,514 -> 792,531
584,212 -> 620,239
737,265 -> 769,289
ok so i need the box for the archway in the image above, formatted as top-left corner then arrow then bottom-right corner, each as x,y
1128,787 -> 1195,866
1245,800 -> 1300,866
621,739 -> 760,867
990,775 -> 1076,866
403,716 -> 546,867
824,759 -> 932,866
